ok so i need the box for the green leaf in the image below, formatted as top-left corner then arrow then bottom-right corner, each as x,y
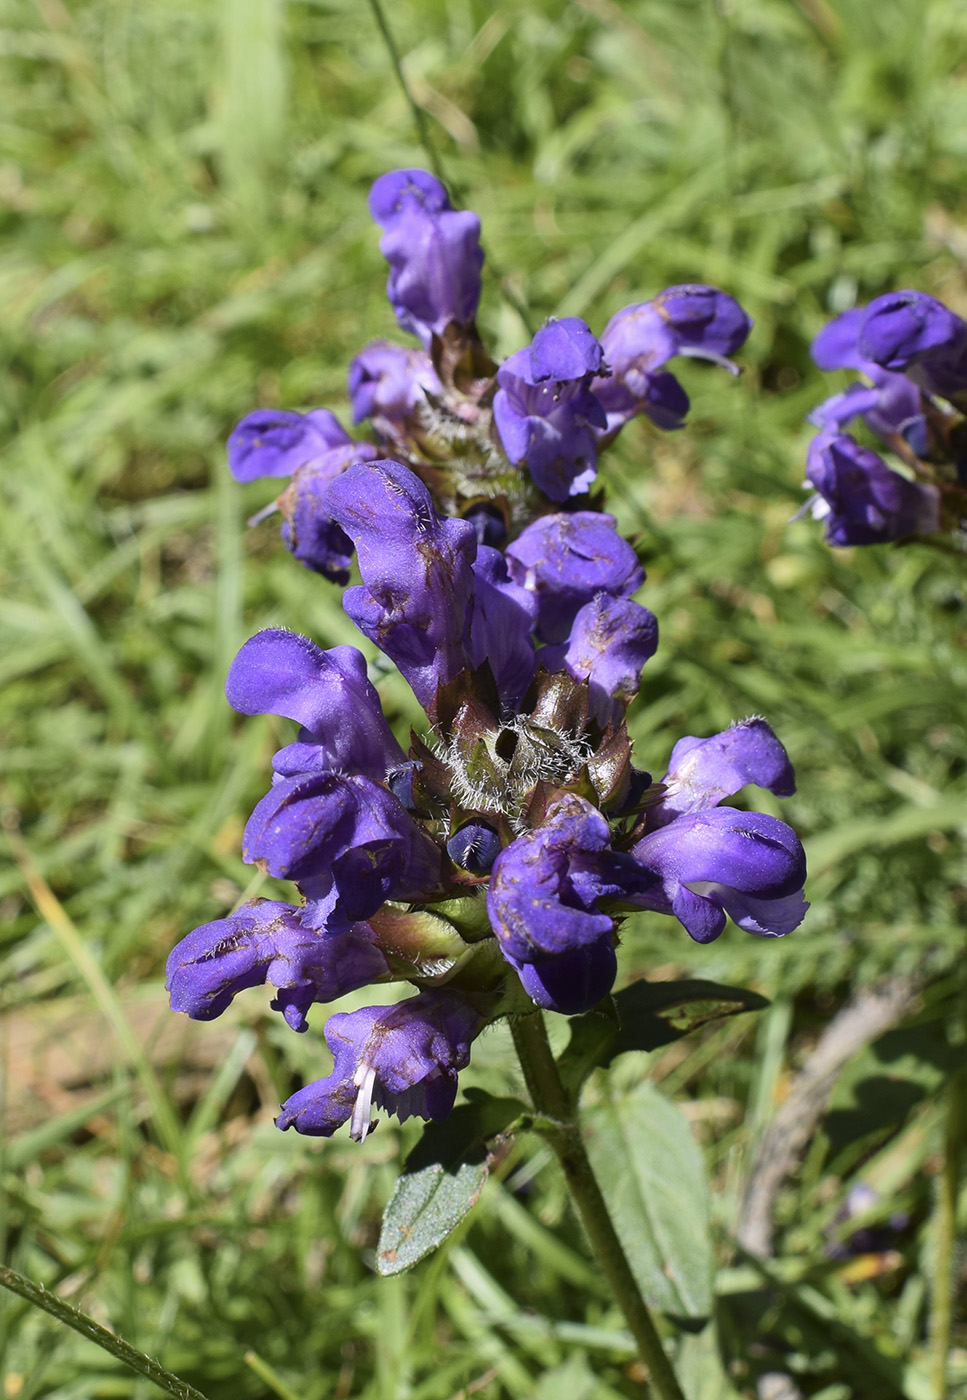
376,1093 -> 526,1276
557,979 -> 769,1097
583,1078 -> 714,1320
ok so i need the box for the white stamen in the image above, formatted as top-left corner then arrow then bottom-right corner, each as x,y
247,500 -> 281,528
350,1063 -> 378,1141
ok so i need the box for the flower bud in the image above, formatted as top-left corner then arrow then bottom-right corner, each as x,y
369,170 -> 484,345
505,511 -> 644,644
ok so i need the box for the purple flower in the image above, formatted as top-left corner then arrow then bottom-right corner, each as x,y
810,371 -> 928,459
811,308 -> 866,373
275,990 -> 484,1139
487,795 -> 656,1012
813,292 -> 967,411
225,629 -> 406,781
323,459 -> 478,710
804,431 -> 941,546
810,310 -> 928,456
653,284 -> 752,360
369,170 -> 484,345
348,340 -> 443,440
227,408 -> 350,482
242,771 -> 441,933
468,545 -> 537,712
226,407 -> 383,580
505,511 -> 644,644
515,940 -> 618,1016
166,900 -> 388,1032
652,718 -> 795,826
493,319 -> 608,501
540,594 -> 658,728
631,807 -> 808,944
278,442 -> 382,581
857,290 -> 967,399
594,286 -> 752,438
464,503 -> 509,550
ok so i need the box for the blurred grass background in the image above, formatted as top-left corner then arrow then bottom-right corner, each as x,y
1,0 -> 965,1395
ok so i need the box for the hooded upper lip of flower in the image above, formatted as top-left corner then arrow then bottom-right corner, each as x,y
225,407 -> 382,581
320,458 -> 479,712
812,292 -> 967,403
368,168 -> 485,347
592,285 -> 753,438
504,510 -> 645,645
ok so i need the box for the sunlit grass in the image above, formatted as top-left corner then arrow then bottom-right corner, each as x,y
1,0 -> 965,1395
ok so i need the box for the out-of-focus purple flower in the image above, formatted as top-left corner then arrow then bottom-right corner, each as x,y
810,310 -> 929,456
652,718 -> 795,826
804,431 -> 941,546
814,292 -> 967,405
468,545 -> 537,712
540,594 -> 658,729
811,308 -> 866,372
323,460 -> 478,709
654,284 -> 752,360
369,169 -> 484,345
276,990 -> 484,1139
594,286 -> 752,438
487,795 -> 656,1012
810,370 -> 928,459
166,900 -> 389,1032
505,511 -> 644,644
348,340 -> 443,440
826,1181 -> 910,1261
242,771 -> 440,933
631,808 -> 808,944
225,630 -> 406,781
493,319 -> 608,501
227,408 -> 350,483
857,290 -> 967,399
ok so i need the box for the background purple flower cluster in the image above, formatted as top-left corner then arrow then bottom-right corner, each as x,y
804,290 -> 967,545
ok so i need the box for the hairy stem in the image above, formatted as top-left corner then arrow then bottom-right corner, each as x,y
511,1013 -> 687,1400
0,1264 -> 209,1400
930,1065 -> 967,1399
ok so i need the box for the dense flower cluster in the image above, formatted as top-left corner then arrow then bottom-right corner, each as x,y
804,291 -> 967,545
226,167 -> 752,566
167,170 -> 807,1143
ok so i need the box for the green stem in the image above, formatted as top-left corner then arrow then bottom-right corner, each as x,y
510,1014 -> 688,1400
0,1264 -> 209,1400
930,1065 -> 967,1399
365,0 -> 445,184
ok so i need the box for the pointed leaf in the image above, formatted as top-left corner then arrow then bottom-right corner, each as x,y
583,1078 -> 713,1320
557,978 -> 768,1097
377,1093 -> 525,1275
